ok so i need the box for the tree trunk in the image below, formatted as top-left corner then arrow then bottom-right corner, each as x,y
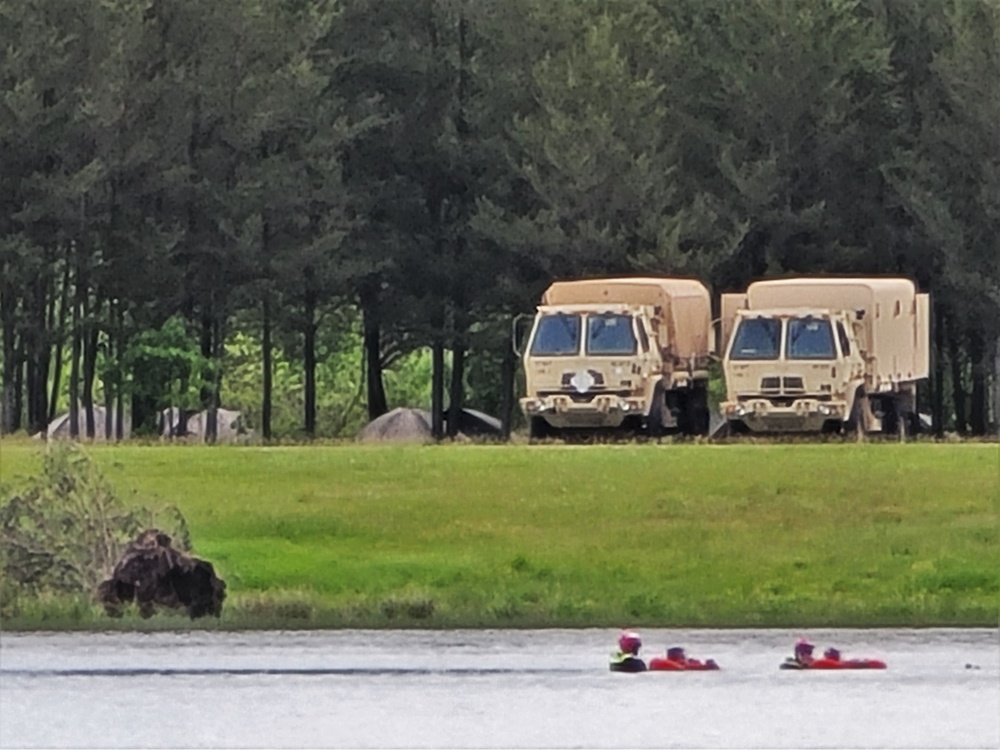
500,334 -> 515,441
303,287 -> 317,438
199,310 -> 218,444
115,304 -> 126,441
1,285 -> 17,434
994,333 -> 1000,436
82,295 -> 101,439
69,271 -> 82,439
948,333 -> 966,434
26,354 -> 39,433
209,313 -> 223,444
27,275 -> 50,435
13,344 -> 24,432
968,328 -> 987,435
103,299 -> 116,440
447,341 -> 465,438
104,334 -> 114,440
200,312 -> 213,410
262,292 -> 273,441
48,248 -> 72,422
431,338 -> 445,440
931,302 -> 945,436
360,282 -> 388,420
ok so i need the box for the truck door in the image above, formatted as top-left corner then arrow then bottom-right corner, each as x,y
634,317 -> 657,382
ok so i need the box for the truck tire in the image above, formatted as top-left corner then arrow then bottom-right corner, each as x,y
647,386 -> 666,437
726,419 -> 749,435
529,417 -> 551,440
690,385 -> 710,436
880,395 -> 899,436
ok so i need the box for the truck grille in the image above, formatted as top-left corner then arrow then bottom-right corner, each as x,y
783,376 -> 804,392
759,376 -> 804,394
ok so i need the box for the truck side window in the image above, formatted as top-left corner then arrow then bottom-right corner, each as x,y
836,322 -> 851,356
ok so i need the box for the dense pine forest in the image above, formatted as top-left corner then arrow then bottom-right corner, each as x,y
1,0 -> 997,440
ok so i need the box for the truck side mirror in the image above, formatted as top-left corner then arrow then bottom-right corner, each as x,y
512,314 -> 533,357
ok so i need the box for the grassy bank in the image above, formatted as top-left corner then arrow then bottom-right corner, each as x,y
1,440 -> 997,630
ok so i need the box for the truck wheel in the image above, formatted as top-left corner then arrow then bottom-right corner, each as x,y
880,396 -> 899,436
670,392 -> 689,435
647,386 -> 666,437
690,386 -> 710,436
529,417 -> 551,440
726,420 -> 749,435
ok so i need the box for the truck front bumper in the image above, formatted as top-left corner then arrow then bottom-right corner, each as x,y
722,398 -> 846,433
520,395 -> 647,429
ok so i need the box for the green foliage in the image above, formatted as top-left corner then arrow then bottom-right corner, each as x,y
222,311 -> 437,437
122,316 -> 211,409
0,444 -> 189,618
1,0 -> 997,440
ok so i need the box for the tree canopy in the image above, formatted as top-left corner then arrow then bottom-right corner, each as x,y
2,0 -> 997,438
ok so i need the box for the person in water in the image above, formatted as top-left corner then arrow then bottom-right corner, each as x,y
610,630 -> 646,672
823,647 -> 841,662
663,646 -> 719,669
790,639 -> 816,666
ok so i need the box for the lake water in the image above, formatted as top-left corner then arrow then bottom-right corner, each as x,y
1,628 -> 997,749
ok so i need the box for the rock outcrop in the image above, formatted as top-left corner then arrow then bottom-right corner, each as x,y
97,530 -> 226,619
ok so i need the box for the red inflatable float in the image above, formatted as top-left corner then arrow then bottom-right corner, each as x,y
781,657 -> 886,670
781,642 -> 886,670
648,647 -> 720,671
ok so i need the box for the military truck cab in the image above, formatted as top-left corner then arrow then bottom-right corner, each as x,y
721,278 -> 929,434
520,278 -> 712,438
723,308 -> 865,432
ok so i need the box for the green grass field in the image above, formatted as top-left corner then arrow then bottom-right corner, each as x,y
1,439 -> 997,630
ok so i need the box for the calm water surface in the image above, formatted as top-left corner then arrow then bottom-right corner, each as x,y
1,628 -> 997,749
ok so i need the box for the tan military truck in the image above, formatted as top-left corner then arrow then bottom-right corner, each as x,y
720,278 -> 929,434
518,277 -> 712,437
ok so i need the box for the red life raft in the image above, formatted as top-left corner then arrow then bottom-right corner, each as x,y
781,657 -> 886,670
648,656 -> 720,671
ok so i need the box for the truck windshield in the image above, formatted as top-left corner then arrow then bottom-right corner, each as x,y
730,318 -> 780,360
529,313 -> 581,356
787,317 -> 836,359
586,313 -> 637,355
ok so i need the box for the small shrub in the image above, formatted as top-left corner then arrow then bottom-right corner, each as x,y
0,444 -> 189,617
